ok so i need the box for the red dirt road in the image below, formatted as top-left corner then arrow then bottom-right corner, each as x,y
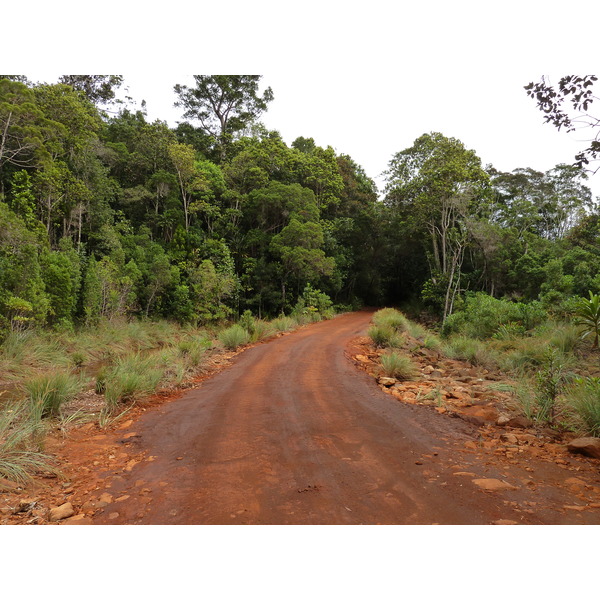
92,311 -> 600,525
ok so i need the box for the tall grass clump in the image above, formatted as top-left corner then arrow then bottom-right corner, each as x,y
219,324 -> 251,350
271,316 -> 297,332
0,401 -> 59,483
23,371 -> 83,418
380,351 -> 418,380
564,377 -> 600,436
238,311 -> 275,343
372,308 -> 409,332
102,354 -> 164,407
177,334 -> 211,368
442,336 -> 497,368
368,325 -> 402,348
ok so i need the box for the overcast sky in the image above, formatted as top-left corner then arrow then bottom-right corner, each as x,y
13,0 -> 600,200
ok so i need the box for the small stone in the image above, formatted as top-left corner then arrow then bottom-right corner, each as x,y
96,492 -> 113,508
492,519 -> 518,525
464,441 -> 478,450
108,512 -> 120,520
564,505 -> 586,511
118,420 -> 134,430
496,415 -> 511,426
565,477 -> 587,487
378,377 -> 396,387
423,365 -> 434,374
567,437 -> 600,459
48,502 -> 75,522
506,416 -> 533,429
472,478 -> 517,491
63,514 -> 93,525
500,433 -> 519,444
115,495 -> 130,502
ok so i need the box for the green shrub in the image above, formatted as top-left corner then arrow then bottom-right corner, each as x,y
442,293 -> 546,339
219,324 -> 251,350
380,351 -> 418,380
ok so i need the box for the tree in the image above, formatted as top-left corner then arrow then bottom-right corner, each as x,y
58,75 -> 124,106
168,141 -> 208,231
0,78 -> 57,172
174,76 -> 274,161
384,132 -> 490,320
525,75 -> 600,173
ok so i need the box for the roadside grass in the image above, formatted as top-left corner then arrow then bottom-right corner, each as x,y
102,354 -> 165,408
22,371 -> 84,419
219,324 -> 251,350
372,308 -> 409,332
380,351 -> 418,380
0,400 -> 60,483
271,316 -> 298,332
369,307 -> 600,436
0,308 -> 338,473
563,377 -> 600,436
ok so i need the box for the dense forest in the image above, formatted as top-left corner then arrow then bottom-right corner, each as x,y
0,74 -> 598,336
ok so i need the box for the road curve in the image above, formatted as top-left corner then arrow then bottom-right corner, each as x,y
94,311 -> 558,525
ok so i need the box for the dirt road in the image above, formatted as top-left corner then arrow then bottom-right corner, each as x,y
92,311 -> 600,525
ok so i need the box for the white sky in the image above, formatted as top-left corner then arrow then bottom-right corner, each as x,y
5,0 -> 598,591
12,0 -> 600,200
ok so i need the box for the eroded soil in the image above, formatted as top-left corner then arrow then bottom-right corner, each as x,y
2,310 -> 600,525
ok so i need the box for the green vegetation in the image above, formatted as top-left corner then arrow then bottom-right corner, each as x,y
3,72 -> 600,483
380,351 -> 418,380
219,324 -> 252,350
23,371 -> 83,418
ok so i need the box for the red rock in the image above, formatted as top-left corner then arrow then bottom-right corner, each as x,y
567,437 -> 600,459
473,478 -> 517,491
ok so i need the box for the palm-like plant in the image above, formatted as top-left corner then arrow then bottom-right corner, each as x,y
574,291 -> 600,348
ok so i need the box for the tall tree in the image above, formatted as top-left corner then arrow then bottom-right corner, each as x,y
174,76 -> 274,161
384,132 -> 490,320
58,75 -> 124,106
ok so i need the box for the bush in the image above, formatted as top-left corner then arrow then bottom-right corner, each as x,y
219,324 -> 251,350
380,351 -> 418,379
442,293 -> 546,339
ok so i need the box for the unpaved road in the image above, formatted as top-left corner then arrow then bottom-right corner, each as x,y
92,311 -> 600,525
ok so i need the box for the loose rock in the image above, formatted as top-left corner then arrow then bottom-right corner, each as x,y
48,502 -> 75,522
472,478 -> 517,491
567,438 -> 600,459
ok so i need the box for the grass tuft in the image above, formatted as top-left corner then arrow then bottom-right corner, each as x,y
380,351 -> 418,380
23,371 -> 83,418
219,324 -> 251,350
